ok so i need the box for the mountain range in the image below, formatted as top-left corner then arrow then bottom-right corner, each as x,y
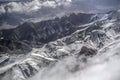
0,8 -> 120,80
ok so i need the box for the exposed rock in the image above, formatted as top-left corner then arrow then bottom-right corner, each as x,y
78,46 -> 97,56
0,56 -> 9,66
0,38 -> 32,53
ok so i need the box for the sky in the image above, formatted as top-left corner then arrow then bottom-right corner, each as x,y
71,0 -> 120,12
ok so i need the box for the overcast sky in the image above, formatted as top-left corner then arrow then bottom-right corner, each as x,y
71,0 -> 120,12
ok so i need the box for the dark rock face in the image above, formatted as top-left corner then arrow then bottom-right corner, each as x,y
0,38 -> 32,53
0,45 -> 10,53
1,13 -> 92,43
78,46 -> 97,56
0,56 -> 9,66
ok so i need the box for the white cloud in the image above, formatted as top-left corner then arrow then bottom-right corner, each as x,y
0,0 -> 119,15
0,0 -> 72,14
42,1 -> 56,8
0,6 -> 6,14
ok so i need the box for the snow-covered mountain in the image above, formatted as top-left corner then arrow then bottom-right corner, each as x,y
0,9 -> 120,80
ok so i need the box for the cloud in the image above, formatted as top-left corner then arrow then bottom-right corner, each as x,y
0,0 -> 120,15
29,53 -> 120,80
0,0 -> 72,14
0,5 -> 6,14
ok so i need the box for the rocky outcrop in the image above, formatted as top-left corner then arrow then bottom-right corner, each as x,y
0,55 -> 9,66
0,13 -> 93,42
0,38 -> 32,53
78,46 -> 97,56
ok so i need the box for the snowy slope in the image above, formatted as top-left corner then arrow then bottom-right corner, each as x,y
30,9 -> 120,80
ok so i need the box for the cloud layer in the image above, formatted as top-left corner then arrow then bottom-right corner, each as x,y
0,0 -> 72,14
0,0 -> 120,14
